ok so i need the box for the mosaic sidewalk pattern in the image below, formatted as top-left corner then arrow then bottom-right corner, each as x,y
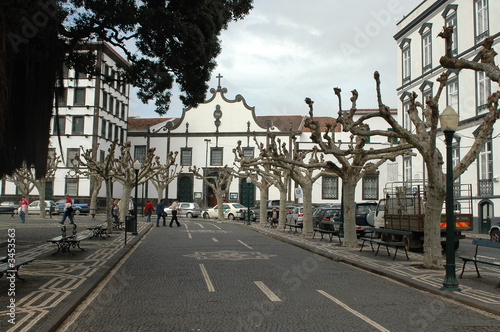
0,222 -> 150,332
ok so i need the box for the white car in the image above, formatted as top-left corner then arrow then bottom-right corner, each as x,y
202,203 -> 248,220
27,200 -> 58,215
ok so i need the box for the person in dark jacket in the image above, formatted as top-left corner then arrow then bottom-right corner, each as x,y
267,208 -> 279,228
156,199 -> 166,227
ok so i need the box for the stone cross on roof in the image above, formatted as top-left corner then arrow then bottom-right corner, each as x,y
216,73 -> 223,89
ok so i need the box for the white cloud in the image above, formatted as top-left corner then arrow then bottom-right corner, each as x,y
130,0 -> 424,119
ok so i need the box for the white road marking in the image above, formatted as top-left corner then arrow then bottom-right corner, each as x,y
196,223 -> 205,228
212,224 -> 222,230
212,238 -> 218,242
254,281 -> 281,302
199,264 -> 215,292
317,290 -> 390,332
238,240 -> 253,249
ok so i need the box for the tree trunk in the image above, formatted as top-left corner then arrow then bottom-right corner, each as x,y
105,179 -> 113,231
90,175 -> 102,213
342,180 -> 358,248
422,170 -> 446,268
216,192 -> 225,220
301,183 -> 314,235
259,189 -> 269,225
120,184 -> 134,225
278,190 -> 287,229
37,178 -> 47,219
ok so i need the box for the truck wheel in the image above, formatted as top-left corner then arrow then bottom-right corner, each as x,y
491,229 -> 500,242
440,239 -> 460,251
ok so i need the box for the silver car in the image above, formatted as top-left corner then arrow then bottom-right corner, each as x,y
165,202 -> 201,218
27,200 -> 58,215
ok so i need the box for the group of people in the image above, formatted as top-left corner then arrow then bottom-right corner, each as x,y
17,194 -> 75,225
143,199 -> 181,227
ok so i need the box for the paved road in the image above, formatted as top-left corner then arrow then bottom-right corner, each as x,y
58,220 -> 500,332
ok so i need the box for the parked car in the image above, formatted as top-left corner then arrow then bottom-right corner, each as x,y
286,206 -> 304,225
490,222 -> 500,242
203,203 -> 250,220
165,202 -> 201,218
27,200 -> 58,215
0,201 -> 20,214
56,199 -> 89,215
355,202 -> 378,234
367,199 -> 386,228
312,205 -> 341,227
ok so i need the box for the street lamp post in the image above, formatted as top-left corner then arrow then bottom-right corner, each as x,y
132,160 -> 141,236
246,176 -> 252,225
440,106 -> 461,292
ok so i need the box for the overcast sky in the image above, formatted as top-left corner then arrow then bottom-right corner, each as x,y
129,0 -> 425,119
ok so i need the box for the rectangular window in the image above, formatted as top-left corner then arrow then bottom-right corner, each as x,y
402,43 -> 411,83
362,175 -> 379,200
121,103 -> 126,119
475,0 -> 489,42
53,115 -> 66,135
102,91 -> 108,110
211,147 -> 223,166
65,178 -> 79,196
322,176 -> 338,199
101,119 -> 106,137
109,95 -> 114,114
76,70 -> 87,79
108,123 -> 113,140
422,32 -> 432,72
120,127 -> 124,144
403,102 -> 412,132
478,139 -> 493,195
242,147 -> 254,161
56,88 -> 67,105
72,116 -> 84,135
99,150 -> 105,162
477,71 -> 491,112
181,148 -> 192,166
115,99 -> 120,116
114,125 -> 119,141
447,76 -> 459,113
134,145 -> 147,162
404,156 -> 412,182
66,148 -> 80,167
445,11 -> 458,55
73,88 -> 86,105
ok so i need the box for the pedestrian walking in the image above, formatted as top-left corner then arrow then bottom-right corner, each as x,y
112,199 -> 120,223
59,194 -> 75,224
169,199 -> 181,227
19,196 -> 29,223
156,199 -> 166,227
143,199 -> 155,222
128,196 -> 134,216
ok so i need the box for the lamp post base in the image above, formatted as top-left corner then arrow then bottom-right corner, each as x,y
441,263 -> 461,291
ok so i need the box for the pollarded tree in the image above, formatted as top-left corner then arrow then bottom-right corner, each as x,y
73,141 -> 118,230
304,97 -> 413,247
1,1 -> 253,179
189,165 -> 233,220
233,139 -> 291,228
341,30 -> 499,268
9,152 -> 61,217
149,152 -> 180,202
112,142 -> 158,223
242,133 -> 329,235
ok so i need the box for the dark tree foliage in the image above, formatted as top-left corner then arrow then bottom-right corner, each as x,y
0,0 -> 253,178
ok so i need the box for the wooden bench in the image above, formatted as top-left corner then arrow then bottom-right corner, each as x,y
360,227 -> 412,260
313,221 -> 343,243
284,222 -> 303,233
459,239 -> 500,279
0,257 -> 36,281
87,226 -> 109,239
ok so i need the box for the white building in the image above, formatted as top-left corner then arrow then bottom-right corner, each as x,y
1,41 -> 132,203
128,82 -> 395,210
394,0 -> 500,234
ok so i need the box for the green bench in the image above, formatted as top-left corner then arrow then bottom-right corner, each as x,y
360,227 -> 412,260
0,256 -> 36,281
313,221 -> 343,243
459,239 -> 500,280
